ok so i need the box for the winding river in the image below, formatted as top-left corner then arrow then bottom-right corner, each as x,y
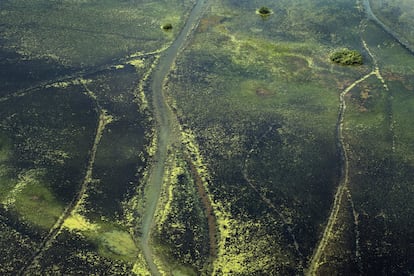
140,0 -> 208,274
143,1 -> 410,275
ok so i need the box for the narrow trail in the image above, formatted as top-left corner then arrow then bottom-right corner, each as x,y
139,0 -> 209,275
0,50 -> 163,104
346,186 -> 362,273
0,39 -> 167,275
242,125 -> 303,267
1,2 -> 212,274
308,33 -> 393,274
361,39 -> 395,153
306,1 -> 403,270
307,68 -> 374,276
18,91 -> 110,275
1,2 -> 212,273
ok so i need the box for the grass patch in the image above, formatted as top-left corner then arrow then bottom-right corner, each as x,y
63,213 -> 100,232
98,230 -> 138,261
63,214 -> 140,263
13,170 -> 64,229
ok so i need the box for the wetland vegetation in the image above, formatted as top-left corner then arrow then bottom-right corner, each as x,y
1,0 -> 414,275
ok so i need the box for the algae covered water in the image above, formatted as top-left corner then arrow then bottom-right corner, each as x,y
0,0 -> 413,275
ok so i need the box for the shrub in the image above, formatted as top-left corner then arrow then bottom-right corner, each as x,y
330,49 -> 363,65
258,6 -> 271,16
161,23 -> 173,30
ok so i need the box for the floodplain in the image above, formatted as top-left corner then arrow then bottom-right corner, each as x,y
0,0 -> 413,275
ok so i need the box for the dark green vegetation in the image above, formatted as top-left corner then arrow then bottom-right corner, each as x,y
344,20 -> 414,275
163,0 -> 414,274
162,23 -> 173,31
1,0 -> 414,275
330,49 -> 363,65
370,0 -> 414,50
257,6 -> 272,16
0,0 -> 194,274
153,152 -> 209,275
0,64 -> 152,274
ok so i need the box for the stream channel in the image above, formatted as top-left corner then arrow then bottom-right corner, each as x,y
363,0 -> 414,54
140,0 -> 208,275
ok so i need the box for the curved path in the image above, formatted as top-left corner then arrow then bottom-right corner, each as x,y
307,69 -> 374,275
18,87 -> 110,275
307,34 -> 393,276
139,1 -> 208,275
0,50 -> 163,104
363,0 -> 414,55
307,2 -> 404,273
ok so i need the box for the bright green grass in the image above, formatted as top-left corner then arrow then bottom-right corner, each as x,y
97,229 -> 139,262
62,211 -> 140,263
92,223 -> 139,263
13,170 -> 64,229
223,75 -> 339,137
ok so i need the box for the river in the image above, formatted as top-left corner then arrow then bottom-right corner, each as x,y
139,0 -> 208,275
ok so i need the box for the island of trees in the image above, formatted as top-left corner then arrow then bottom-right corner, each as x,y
161,23 -> 173,30
330,48 -> 363,65
257,6 -> 272,16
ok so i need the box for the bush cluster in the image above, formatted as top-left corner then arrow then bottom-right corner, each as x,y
330,49 -> 363,65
